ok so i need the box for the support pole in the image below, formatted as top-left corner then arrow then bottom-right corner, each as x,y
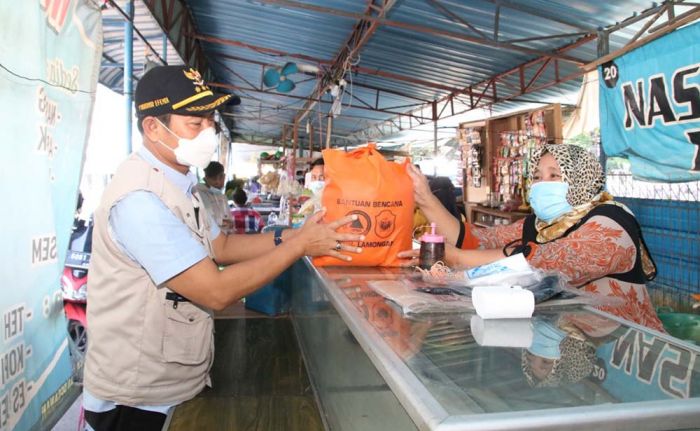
124,0 -> 134,154
325,116 -> 333,149
292,120 -> 299,177
162,32 -> 168,62
433,100 -> 438,176
596,30 -> 609,171
281,125 -> 289,161
308,124 -> 314,155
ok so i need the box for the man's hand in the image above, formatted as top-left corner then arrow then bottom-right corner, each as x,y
295,209 -> 364,261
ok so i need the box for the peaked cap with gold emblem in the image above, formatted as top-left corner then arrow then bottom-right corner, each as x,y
134,65 -> 236,117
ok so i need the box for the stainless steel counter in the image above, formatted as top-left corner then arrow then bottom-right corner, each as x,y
290,259 -> 700,431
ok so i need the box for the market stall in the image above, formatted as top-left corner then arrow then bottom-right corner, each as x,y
173,259 -> 700,430
289,260 -> 700,431
458,104 -> 563,225
5,1 -> 700,431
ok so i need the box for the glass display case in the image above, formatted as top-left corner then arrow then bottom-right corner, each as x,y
290,260 -> 700,430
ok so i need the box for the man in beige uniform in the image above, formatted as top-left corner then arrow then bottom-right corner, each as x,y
84,66 -> 363,430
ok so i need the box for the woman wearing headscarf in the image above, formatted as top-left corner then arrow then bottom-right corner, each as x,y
522,312 -> 620,388
521,316 -> 597,388
400,144 -> 664,331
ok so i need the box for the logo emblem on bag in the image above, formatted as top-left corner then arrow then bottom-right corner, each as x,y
375,210 -> 396,238
346,210 -> 371,235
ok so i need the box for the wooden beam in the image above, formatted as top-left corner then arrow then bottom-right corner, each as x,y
208,81 -> 432,121
583,8 -> 700,71
326,116 -> 333,149
292,120 -> 299,175
281,124 -> 289,151
478,0 -> 596,32
293,0 -> 398,125
255,0 -> 588,64
426,0 -> 490,40
215,52 -> 431,103
308,124 -> 314,155
192,34 -> 465,94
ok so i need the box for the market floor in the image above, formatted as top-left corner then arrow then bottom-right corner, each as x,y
167,305 -> 324,431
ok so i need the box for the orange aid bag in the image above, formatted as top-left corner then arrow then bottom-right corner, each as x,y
313,144 -> 414,267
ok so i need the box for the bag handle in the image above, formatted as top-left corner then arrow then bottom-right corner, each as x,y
347,143 -> 378,158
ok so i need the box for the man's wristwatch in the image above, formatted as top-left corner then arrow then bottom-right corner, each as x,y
274,226 -> 284,246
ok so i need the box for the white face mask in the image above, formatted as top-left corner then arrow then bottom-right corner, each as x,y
209,186 -> 223,194
307,180 -> 325,195
156,119 -> 218,169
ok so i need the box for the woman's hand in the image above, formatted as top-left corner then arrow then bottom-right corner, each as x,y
406,164 -> 437,209
398,242 -> 471,269
444,243 -> 464,268
405,164 -> 462,243
295,209 -> 364,261
398,244 -> 464,268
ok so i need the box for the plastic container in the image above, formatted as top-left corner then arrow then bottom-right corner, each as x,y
245,225 -> 292,315
658,312 -> 700,344
419,222 -> 445,270
245,270 -> 290,316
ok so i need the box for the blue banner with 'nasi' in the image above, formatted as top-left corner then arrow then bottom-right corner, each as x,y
599,21 -> 700,182
0,1 -> 101,430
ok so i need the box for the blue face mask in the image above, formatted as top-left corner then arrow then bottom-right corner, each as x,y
528,320 -> 566,359
528,181 -> 573,222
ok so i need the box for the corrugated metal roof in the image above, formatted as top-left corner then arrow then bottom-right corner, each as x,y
100,1 -> 183,92
101,0 -> 698,145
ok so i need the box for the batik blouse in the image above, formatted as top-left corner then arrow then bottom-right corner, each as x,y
457,204 -> 665,332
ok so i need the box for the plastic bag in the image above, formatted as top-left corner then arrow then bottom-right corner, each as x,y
417,259 -> 623,309
258,171 -> 280,194
275,170 -> 302,197
314,144 -> 414,266
368,279 -> 474,314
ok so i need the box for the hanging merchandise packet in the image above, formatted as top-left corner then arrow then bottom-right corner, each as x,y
314,144 -> 414,266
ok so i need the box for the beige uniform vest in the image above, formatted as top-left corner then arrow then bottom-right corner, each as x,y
85,153 -> 215,406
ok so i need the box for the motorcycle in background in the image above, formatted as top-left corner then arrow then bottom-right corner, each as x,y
61,216 -> 92,382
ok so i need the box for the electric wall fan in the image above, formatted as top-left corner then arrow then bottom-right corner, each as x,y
263,62 -> 299,93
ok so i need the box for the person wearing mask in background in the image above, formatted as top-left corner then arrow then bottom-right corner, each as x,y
308,157 -> 325,182
84,65 -> 364,431
230,187 -> 265,234
194,161 -> 233,234
303,157 -> 325,197
400,144 -> 664,331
